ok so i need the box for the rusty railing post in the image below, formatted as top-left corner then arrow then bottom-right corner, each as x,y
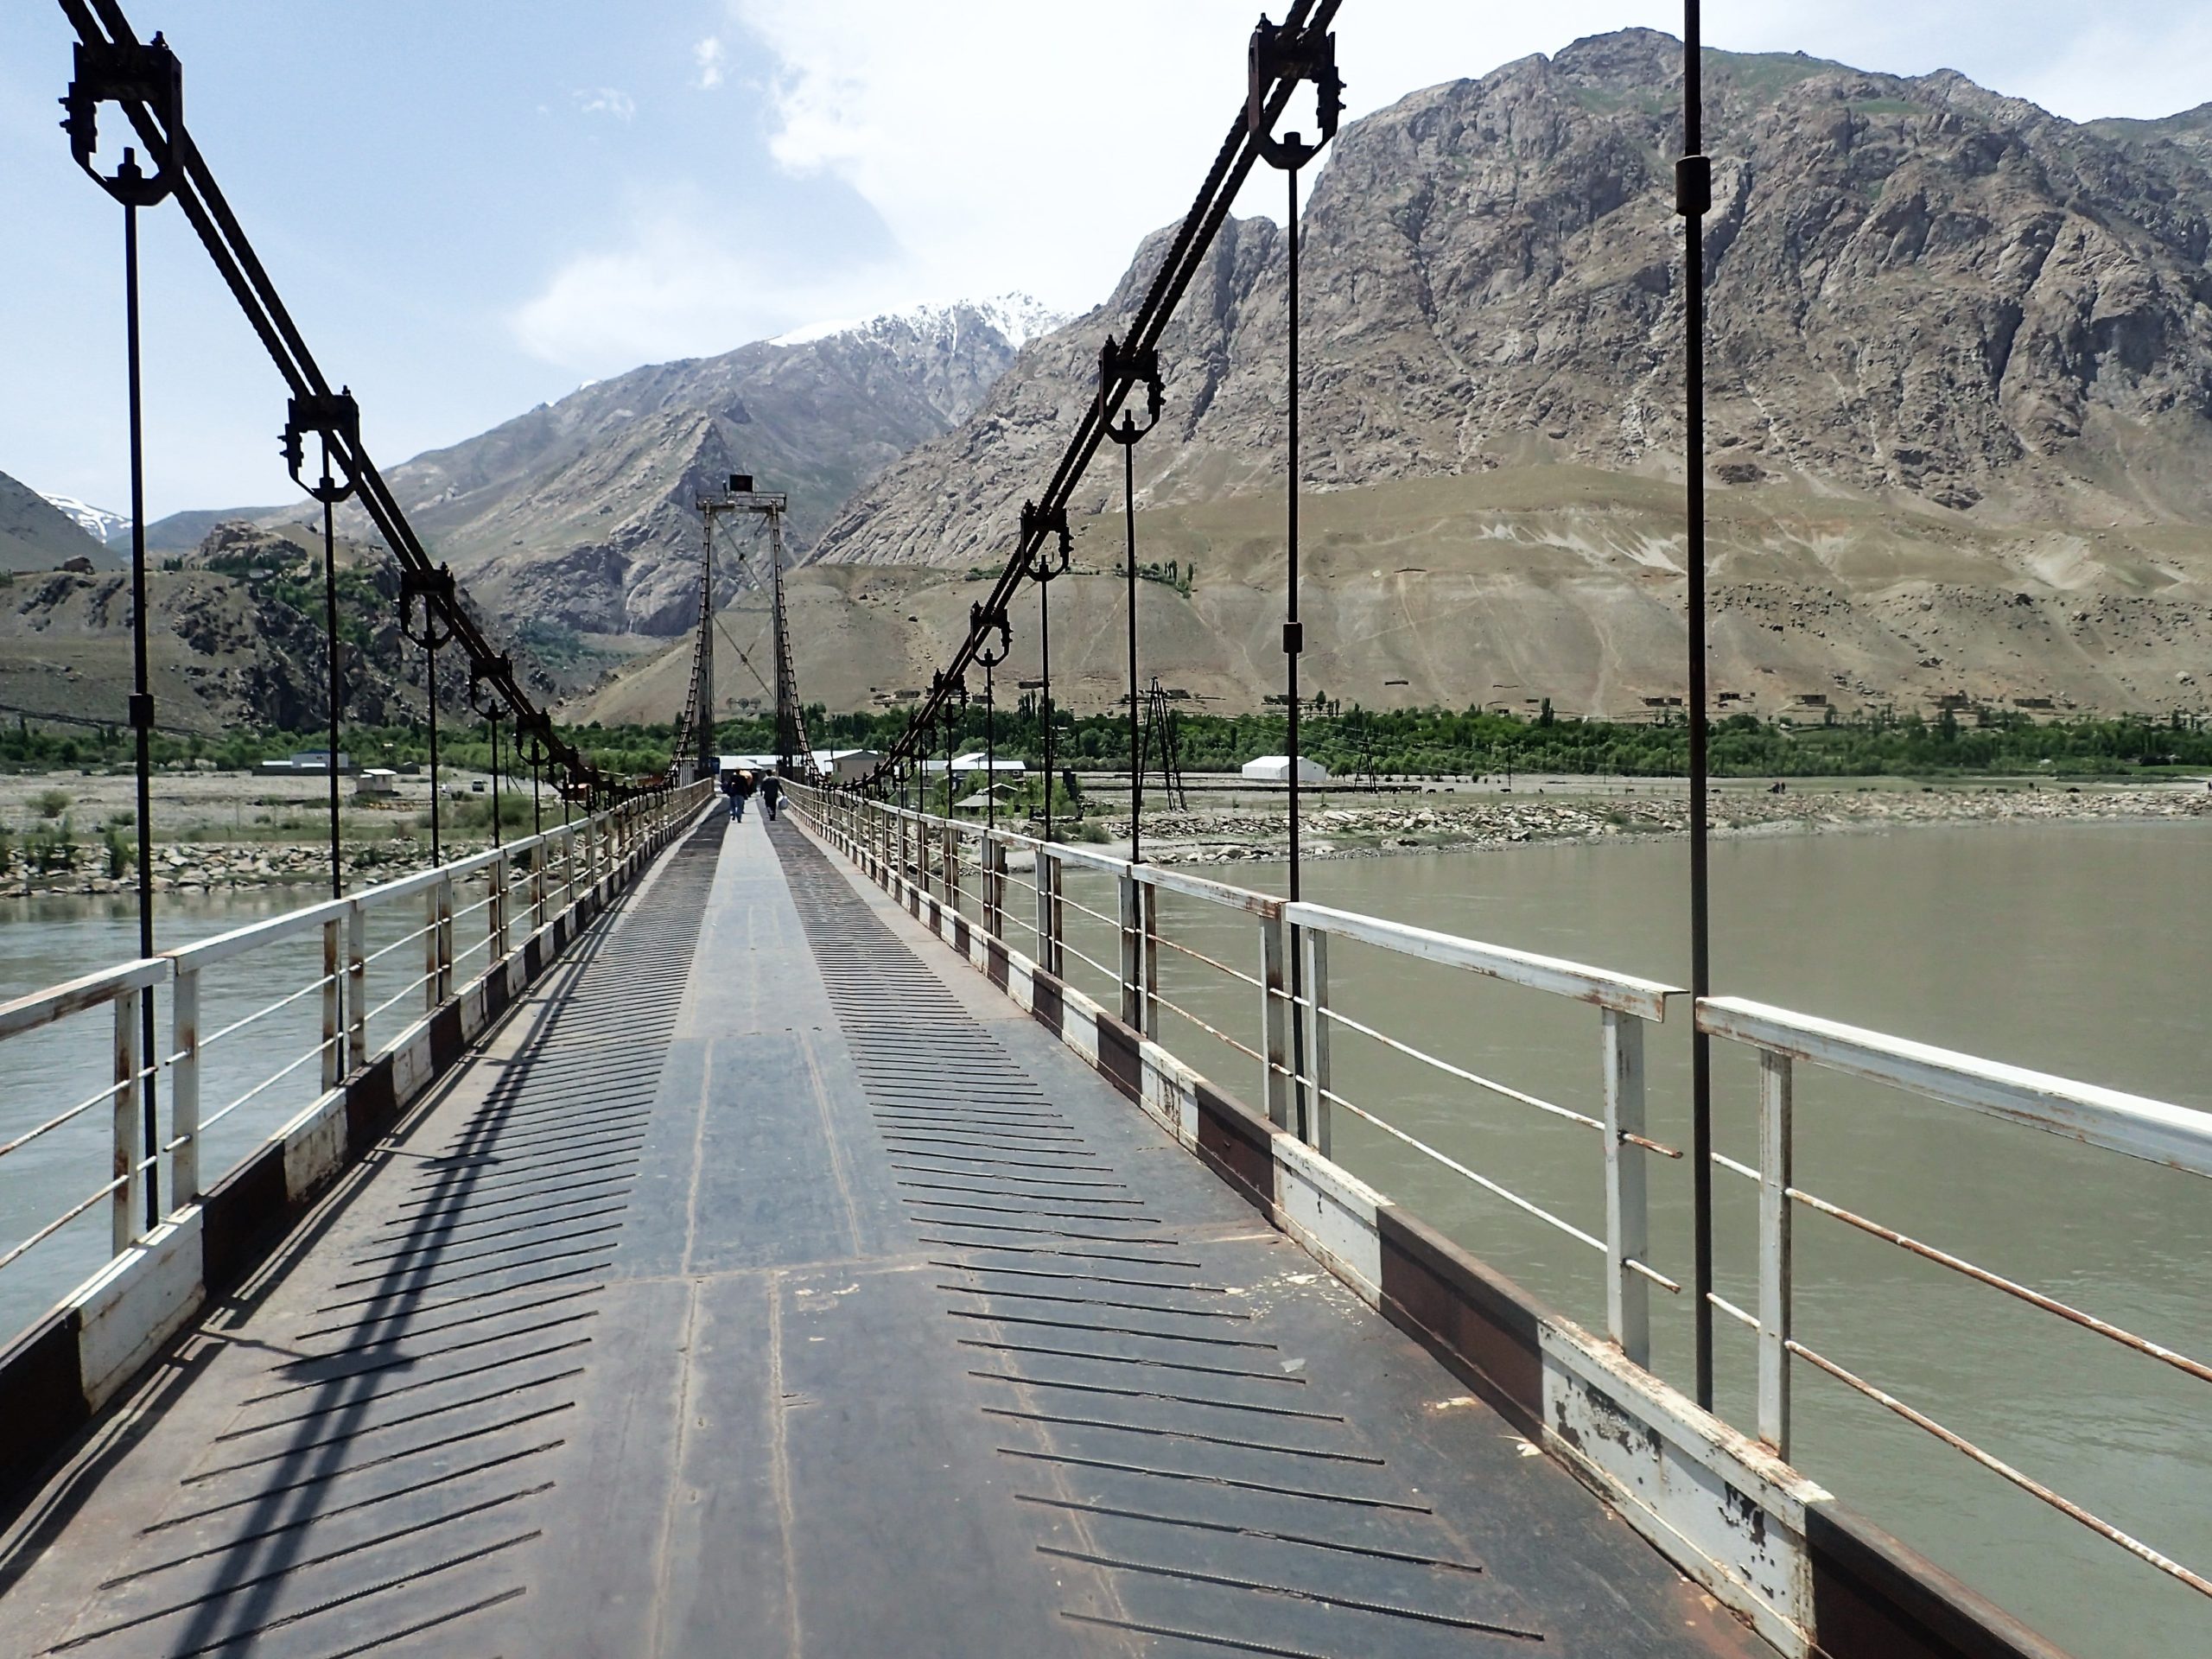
1758,1048 -> 1795,1456
1300,925 -> 1331,1155
112,986 -> 143,1254
1603,1007 -> 1651,1368
1259,908 -> 1291,1128
1118,869 -> 1141,1027
346,897 -> 367,1072
436,871 -> 456,1002
321,916 -> 342,1091
171,964 -> 200,1205
423,883 -> 442,1013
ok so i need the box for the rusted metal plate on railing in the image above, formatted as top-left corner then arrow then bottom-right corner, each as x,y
0,957 -> 165,1043
1698,996 -> 2212,1179
1287,901 -> 1680,1021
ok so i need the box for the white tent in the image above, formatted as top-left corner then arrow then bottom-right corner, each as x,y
1240,754 -> 1329,783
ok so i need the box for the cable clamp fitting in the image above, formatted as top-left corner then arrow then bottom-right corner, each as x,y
398,563 -> 458,649
1099,335 -> 1165,444
1675,154 -> 1713,219
281,390 -> 361,505
60,35 -> 181,207
1249,16 -> 1343,171
1019,500 -> 1072,582
1282,620 -> 1304,656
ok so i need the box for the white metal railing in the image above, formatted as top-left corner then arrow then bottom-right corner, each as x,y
1698,996 -> 2212,1601
0,779 -> 711,1328
789,781 -> 1682,1364
791,779 -> 2212,1608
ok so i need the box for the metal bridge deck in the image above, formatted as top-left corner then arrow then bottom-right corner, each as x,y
0,810 -> 1759,1657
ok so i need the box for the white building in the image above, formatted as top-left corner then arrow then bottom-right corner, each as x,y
810,748 -> 878,783
719,750 -> 878,784
931,751 -> 1025,777
353,767 -> 400,799
1240,754 -> 1329,783
257,751 -> 353,776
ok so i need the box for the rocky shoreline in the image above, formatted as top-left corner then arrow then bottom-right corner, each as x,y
3,784 -> 2206,896
0,837 -> 512,899
1100,784 -> 2212,867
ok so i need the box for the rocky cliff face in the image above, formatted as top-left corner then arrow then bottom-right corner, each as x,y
812,30 -> 2212,568
368,296 -> 1062,637
0,519 -> 556,734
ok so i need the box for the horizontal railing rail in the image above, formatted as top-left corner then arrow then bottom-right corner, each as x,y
0,779 -> 713,1342
1697,995 -> 2212,1604
786,780 -> 1682,1365
789,778 -> 2212,1611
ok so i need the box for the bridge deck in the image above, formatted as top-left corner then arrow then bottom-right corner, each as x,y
0,811 -> 1758,1657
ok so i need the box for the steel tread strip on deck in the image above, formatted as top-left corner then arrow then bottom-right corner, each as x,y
0,819 -> 728,1658
764,820 -> 1760,1658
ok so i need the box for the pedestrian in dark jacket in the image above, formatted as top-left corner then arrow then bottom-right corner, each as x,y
760,774 -> 782,821
730,768 -> 756,820
721,767 -> 741,819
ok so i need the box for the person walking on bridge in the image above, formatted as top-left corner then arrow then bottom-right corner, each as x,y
731,767 -> 757,822
760,772 -> 782,822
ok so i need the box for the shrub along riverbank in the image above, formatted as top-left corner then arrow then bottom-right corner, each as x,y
4,705 -> 2207,784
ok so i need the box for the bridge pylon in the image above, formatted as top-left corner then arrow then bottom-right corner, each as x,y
689,475 -> 805,781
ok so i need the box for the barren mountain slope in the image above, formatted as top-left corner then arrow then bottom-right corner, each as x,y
0,521 -> 548,734
812,30 -> 2212,569
572,468 -> 2211,726
353,298 -> 1058,639
0,470 -> 111,573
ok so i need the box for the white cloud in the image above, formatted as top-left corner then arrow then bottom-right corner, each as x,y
517,3 -> 2210,380
725,0 -> 2210,320
575,86 -> 636,121
511,199 -> 898,372
695,37 -> 727,91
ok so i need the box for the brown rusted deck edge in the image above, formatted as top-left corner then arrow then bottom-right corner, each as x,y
0,812 -> 696,1520
805,812 -> 2078,1659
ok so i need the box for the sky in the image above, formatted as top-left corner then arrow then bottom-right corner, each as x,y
2,1 -> 2205,520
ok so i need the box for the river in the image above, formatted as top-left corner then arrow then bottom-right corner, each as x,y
1046,817 -> 2212,1659
3,820 -> 2206,1655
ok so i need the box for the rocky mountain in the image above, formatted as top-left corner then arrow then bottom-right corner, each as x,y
0,471 -> 114,572
0,519 -> 548,734
344,294 -> 1064,640
37,490 -> 130,548
816,31 -> 2212,571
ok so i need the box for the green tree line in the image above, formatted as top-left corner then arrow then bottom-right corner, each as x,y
6,704 -> 2207,783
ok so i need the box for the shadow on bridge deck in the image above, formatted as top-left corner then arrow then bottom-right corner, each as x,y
0,806 -> 1761,1657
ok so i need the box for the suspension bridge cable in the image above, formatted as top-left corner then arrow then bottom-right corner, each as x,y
865,0 -> 1345,785
59,0 -> 630,798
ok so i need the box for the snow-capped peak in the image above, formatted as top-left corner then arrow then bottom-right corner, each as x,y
770,292 -> 1069,353
39,492 -> 128,544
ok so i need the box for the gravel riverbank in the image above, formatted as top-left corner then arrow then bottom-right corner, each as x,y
1087,780 -> 2212,867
